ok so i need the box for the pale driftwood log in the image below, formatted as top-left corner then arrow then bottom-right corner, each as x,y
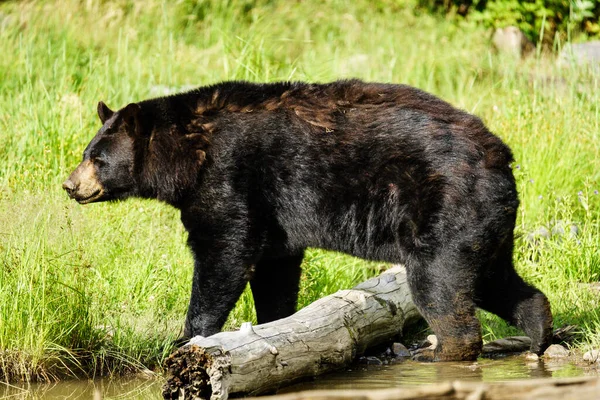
250,376 -> 600,400
162,265 -> 422,400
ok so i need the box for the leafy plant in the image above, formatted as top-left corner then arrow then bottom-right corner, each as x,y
419,0 -> 600,44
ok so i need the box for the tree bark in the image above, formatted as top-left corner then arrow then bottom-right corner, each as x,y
162,265 -> 422,400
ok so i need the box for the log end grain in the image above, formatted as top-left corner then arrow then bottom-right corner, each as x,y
162,345 -> 216,400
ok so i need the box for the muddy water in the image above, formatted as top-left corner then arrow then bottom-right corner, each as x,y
0,356 -> 596,399
0,376 -> 163,399
280,355 -> 597,393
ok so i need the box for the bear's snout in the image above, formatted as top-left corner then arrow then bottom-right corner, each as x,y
62,179 -> 77,197
62,160 -> 104,204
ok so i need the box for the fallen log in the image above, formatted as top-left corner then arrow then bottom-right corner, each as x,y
162,265 -> 422,400
481,336 -> 531,355
249,376 -> 600,400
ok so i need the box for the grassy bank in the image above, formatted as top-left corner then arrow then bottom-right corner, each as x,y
0,0 -> 599,382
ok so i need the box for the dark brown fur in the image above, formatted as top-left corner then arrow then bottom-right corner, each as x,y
64,79 -> 553,361
186,81 -> 509,170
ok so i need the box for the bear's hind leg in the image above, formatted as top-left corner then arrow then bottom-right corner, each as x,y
476,248 -> 553,355
407,254 -> 483,361
250,253 -> 304,324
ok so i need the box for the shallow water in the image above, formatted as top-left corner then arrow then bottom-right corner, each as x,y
280,355 -> 598,393
0,376 -> 163,400
1,356 -> 597,399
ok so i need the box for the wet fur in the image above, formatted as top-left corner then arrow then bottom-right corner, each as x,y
68,79 -> 553,360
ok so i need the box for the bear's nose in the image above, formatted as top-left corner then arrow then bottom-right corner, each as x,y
62,179 -> 77,196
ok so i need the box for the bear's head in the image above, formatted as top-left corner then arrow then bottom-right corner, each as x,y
64,100 -> 209,206
63,102 -> 141,204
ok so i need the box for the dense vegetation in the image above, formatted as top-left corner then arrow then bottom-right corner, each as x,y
0,0 -> 599,382
420,0 -> 600,44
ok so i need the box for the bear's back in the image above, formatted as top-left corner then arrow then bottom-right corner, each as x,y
161,80 -> 512,171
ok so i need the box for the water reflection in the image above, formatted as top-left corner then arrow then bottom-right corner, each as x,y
0,377 -> 163,399
279,356 -> 594,393
0,356 -> 594,399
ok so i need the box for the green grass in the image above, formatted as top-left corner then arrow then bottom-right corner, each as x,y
0,0 -> 599,382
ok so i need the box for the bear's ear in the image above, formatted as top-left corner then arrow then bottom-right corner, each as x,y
119,103 -> 142,137
97,101 -> 114,124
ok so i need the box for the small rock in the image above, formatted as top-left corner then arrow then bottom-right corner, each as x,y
392,342 -> 411,358
492,26 -> 535,59
583,349 -> 600,363
524,352 -> 539,361
544,344 -> 569,358
558,41 -> 600,69
410,348 -> 435,362
427,335 -> 438,349
359,356 -> 383,365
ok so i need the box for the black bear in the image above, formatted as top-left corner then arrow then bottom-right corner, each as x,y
63,80 -> 553,361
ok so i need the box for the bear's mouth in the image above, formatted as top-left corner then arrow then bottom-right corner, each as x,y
76,189 -> 104,204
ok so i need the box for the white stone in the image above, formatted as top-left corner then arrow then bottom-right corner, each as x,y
583,349 -> 600,363
427,334 -> 438,349
544,344 -> 569,358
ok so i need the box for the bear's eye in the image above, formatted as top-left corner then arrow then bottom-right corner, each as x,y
92,157 -> 106,167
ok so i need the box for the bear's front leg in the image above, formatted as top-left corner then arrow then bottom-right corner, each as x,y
183,237 -> 254,339
250,253 -> 304,324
